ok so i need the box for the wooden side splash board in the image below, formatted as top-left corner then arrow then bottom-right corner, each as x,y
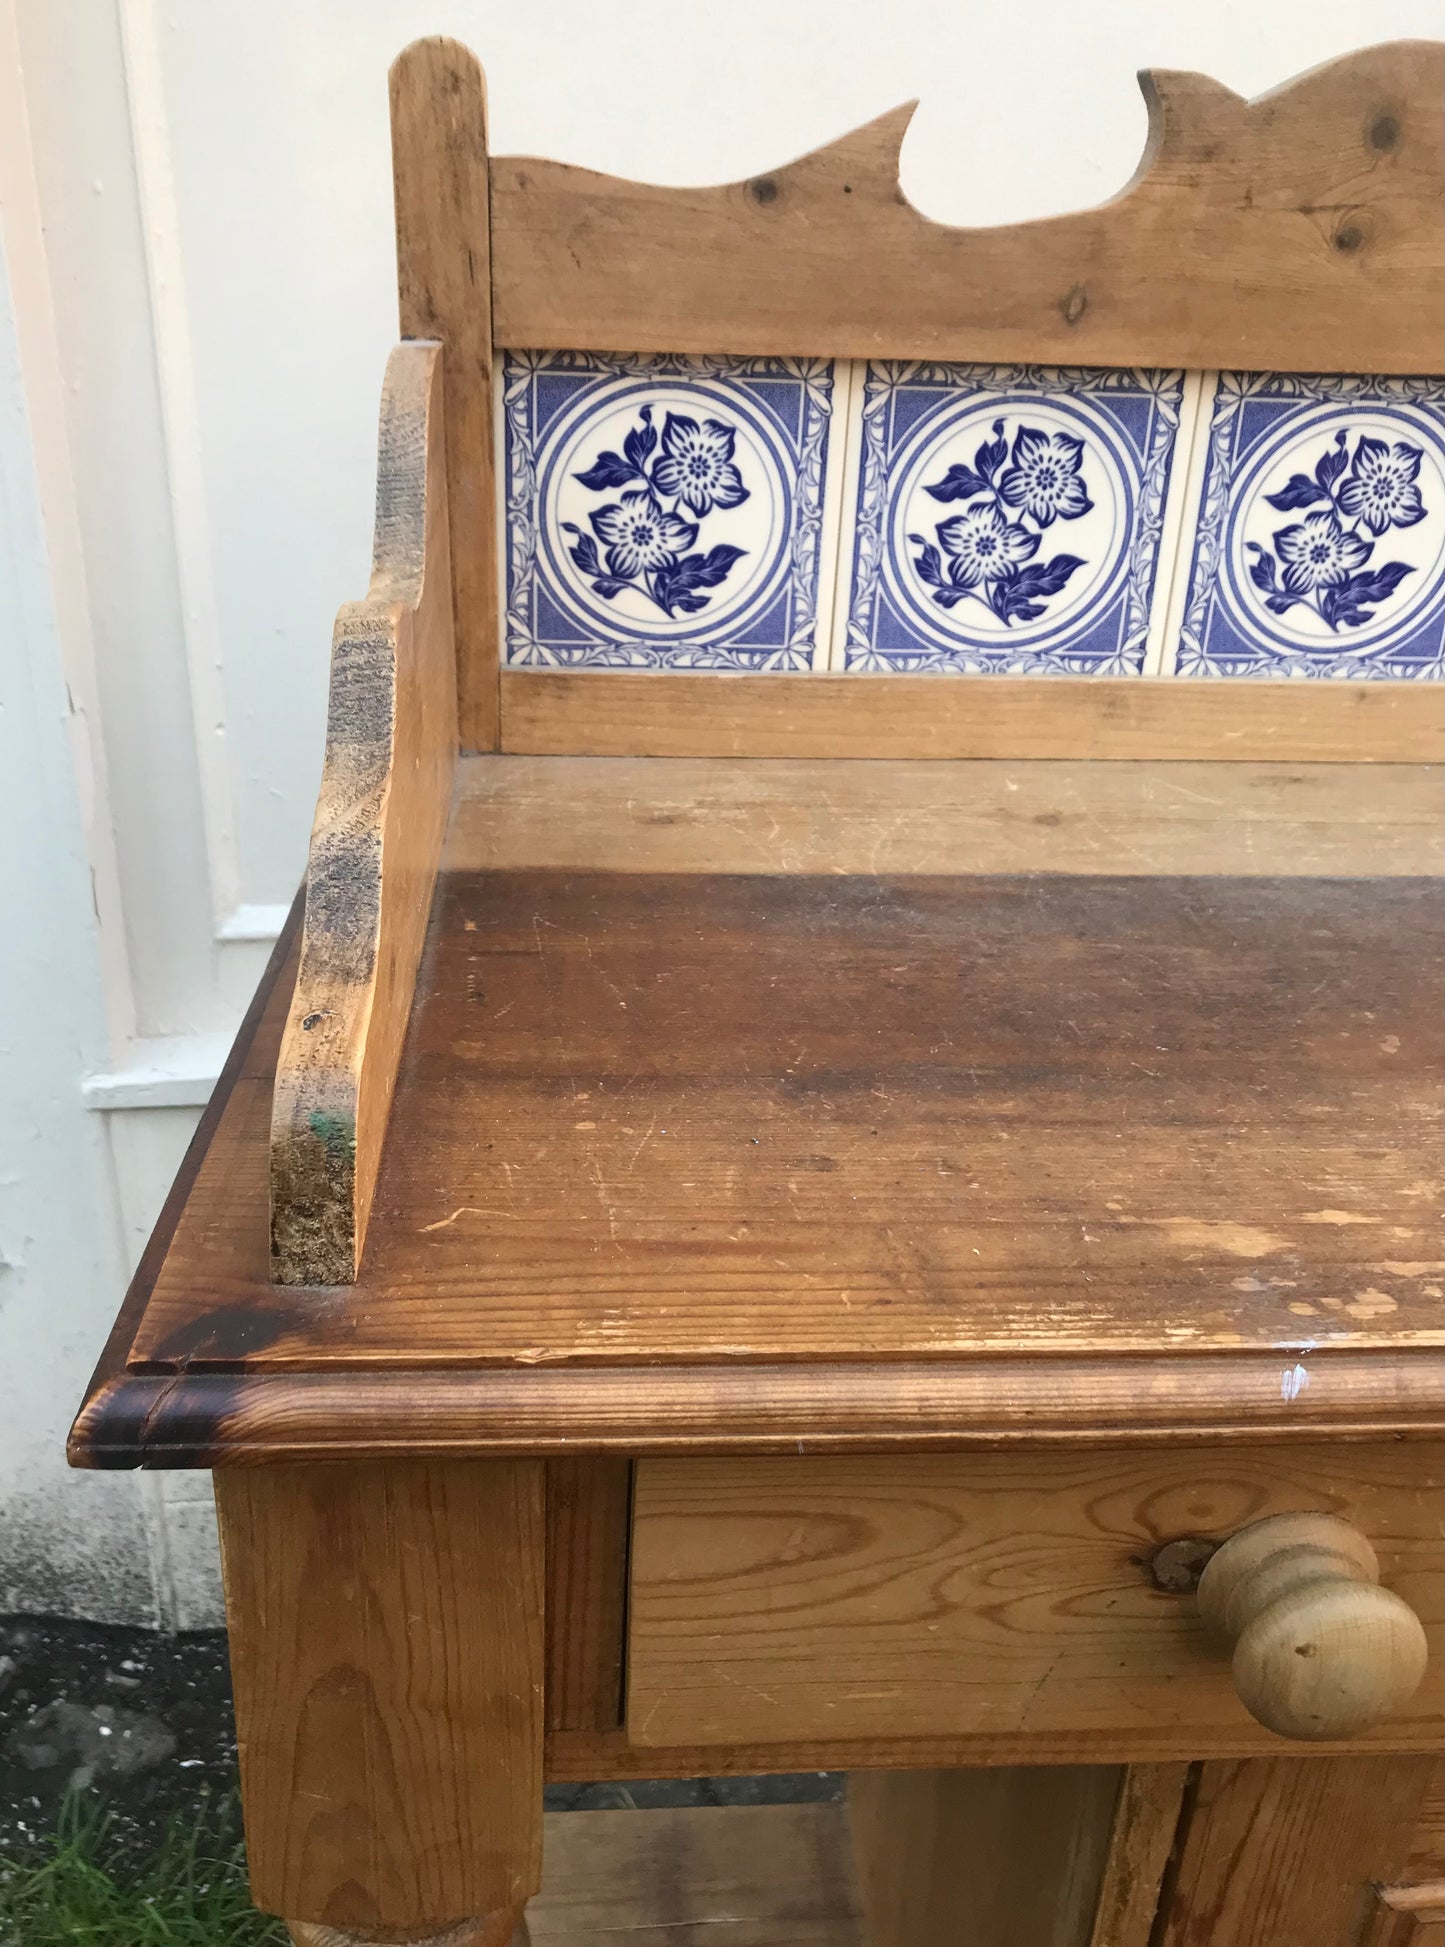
269,342 -> 457,1288
478,40 -> 1445,371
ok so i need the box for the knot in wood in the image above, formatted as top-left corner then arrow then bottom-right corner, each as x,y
1149,1536 -> 1219,1594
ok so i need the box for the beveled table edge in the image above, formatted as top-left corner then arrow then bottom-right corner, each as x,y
70,1344 -> 1445,1467
67,897 -> 304,1468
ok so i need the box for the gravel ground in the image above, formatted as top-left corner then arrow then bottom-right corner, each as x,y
0,1615 -> 839,1858
0,1618 -> 238,1855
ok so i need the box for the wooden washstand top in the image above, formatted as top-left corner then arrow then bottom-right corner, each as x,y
71,755 -> 1444,1468
68,35 -> 1445,1473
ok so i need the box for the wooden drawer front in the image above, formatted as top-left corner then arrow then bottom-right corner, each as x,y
626,1445 -> 1442,1752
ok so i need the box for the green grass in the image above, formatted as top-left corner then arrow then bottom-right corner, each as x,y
0,1790 -> 287,1946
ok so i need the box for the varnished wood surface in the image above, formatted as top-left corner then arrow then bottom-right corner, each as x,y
391,39 -> 499,750
543,1718 -> 1443,1782
270,342 -> 457,1284
69,821 -> 1443,1461
499,671 -> 1445,765
72,895 -> 303,1429
544,1458 -> 631,1733
624,1447 -> 1442,1754
131,871 -> 1445,1368
488,43 -> 1445,372
72,1352 -> 1445,1467
447,757 -> 1445,879
1156,1754 -> 1439,1947
216,1459 -> 545,1932
848,1767 -> 1121,1947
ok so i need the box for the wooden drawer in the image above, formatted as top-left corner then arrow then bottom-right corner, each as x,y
625,1444 -> 1442,1754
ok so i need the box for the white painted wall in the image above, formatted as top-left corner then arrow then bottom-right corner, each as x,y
1,0 -> 1439,1626
0,141 -> 156,1625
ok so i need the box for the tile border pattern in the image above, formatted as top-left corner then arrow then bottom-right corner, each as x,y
501,349 -> 845,670
1167,372 -> 1445,681
498,355 -> 1443,681
835,363 -> 1192,676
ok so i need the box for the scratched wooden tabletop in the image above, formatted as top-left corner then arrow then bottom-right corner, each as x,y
71,758 -> 1444,1462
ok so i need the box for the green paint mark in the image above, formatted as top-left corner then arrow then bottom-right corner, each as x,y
308,1110 -> 356,1170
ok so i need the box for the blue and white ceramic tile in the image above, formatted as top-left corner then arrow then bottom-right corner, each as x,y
501,350 -> 845,669
1168,374 -> 1445,680
834,364 -> 1190,674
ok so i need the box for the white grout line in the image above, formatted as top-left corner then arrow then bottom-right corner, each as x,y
1144,369 -> 1212,677
827,357 -> 870,671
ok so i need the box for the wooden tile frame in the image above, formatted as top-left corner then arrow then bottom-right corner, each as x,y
389,37 -> 1445,755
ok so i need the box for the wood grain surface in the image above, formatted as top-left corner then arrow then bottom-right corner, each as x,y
543,1718 -> 1442,1782
289,1918 -> 520,1947
269,342 -> 456,1285
1087,1764 -> 1191,1947
1410,1764 -> 1445,1879
445,756 -> 1445,879
848,1766 -> 1122,1947
498,671 -> 1445,765
1156,1754 -> 1439,1947
624,1446 -> 1441,1753
544,1458 -> 631,1732
523,1803 -> 864,1946
216,1459 -> 544,1933
68,846 -> 1444,1462
391,38 -> 498,750
139,871 -> 1445,1369
1362,1882 -> 1445,1947
488,43 -> 1444,372
73,1352 -> 1445,1468
70,894 -> 302,1436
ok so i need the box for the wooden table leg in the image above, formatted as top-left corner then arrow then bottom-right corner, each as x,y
215,1459 -> 545,1941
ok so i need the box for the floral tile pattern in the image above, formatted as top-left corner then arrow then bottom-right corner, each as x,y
834,364 -> 1191,674
1167,374 -> 1445,680
501,350 -> 844,669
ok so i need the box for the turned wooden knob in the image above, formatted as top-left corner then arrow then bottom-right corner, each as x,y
1196,1512 -> 1428,1741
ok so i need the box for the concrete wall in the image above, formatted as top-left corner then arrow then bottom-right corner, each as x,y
0,0 -> 1439,1627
